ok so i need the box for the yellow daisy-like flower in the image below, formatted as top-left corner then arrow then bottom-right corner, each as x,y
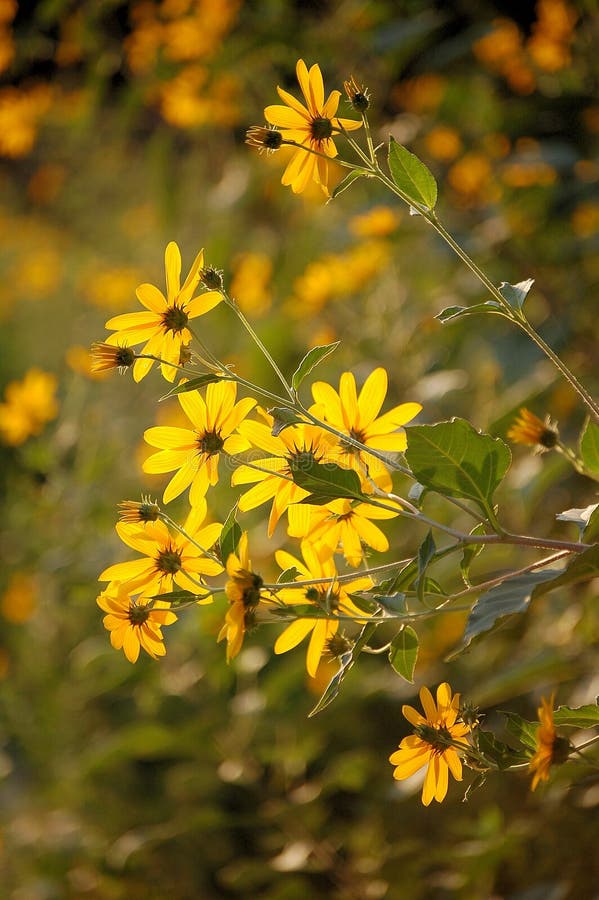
529,693 -> 571,791
287,497 -> 400,567
389,683 -> 471,806
98,501 -> 223,599
218,532 -> 265,662
310,368 -> 422,491
273,542 -> 372,677
104,242 -> 223,383
143,381 -> 256,505
264,58 -> 361,196
507,407 -> 559,452
232,411 -> 343,536
97,584 -> 177,663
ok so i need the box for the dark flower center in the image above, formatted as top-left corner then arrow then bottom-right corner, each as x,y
156,544 -> 182,575
311,116 -> 333,141
161,304 -> 189,334
240,572 -> 263,607
198,430 -> 225,455
415,723 -> 454,753
128,604 -> 150,626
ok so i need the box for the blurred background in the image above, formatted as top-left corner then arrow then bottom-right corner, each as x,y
0,1 -> 598,897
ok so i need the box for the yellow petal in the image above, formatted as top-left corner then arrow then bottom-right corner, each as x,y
339,372 -> 359,430
358,368 -> 387,428
265,101 -> 310,128
274,618 -> 314,654
421,759 -> 437,806
144,426 -> 196,450
187,290 -> 223,318
164,241 -> 181,303
136,283 -> 167,313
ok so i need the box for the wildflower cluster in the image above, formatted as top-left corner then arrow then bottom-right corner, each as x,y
92,58 -> 598,805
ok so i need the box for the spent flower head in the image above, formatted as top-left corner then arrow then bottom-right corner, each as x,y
529,694 -> 572,791
343,75 -> 370,112
507,407 -> 559,452
90,342 -> 135,374
245,125 -> 283,152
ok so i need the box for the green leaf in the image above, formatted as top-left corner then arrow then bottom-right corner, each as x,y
448,569 -> 562,656
359,591 -> 407,614
150,589 -> 199,605
277,566 -> 301,584
498,279 -> 534,311
502,712 -> 538,752
219,506 -> 241,566
291,342 -> 340,392
329,169 -> 366,200
436,301 -> 504,323
160,373 -> 222,400
269,407 -> 305,436
580,419 -> 599,479
291,459 -> 365,501
584,505 -> 599,542
388,136 -> 437,210
460,524 -> 486,586
414,530 -> 436,603
388,626 -> 418,682
553,703 -> 599,728
477,729 -> 524,769
405,418 -> 511,514
309,622 -> 378,717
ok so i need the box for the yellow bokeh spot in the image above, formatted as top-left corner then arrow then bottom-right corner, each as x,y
1,573 -> 37,624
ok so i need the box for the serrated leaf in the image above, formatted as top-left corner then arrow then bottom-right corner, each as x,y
448,569 -> 562,656
436,301 -> 504,323
309,622 -> 378,717
580,419 -> 599,479
498,279 -> 534,311
269,407 -> 305,436
405,418 -> 511,515
291,459 -> 365,501
329,170 -> 366,200
388,626 -> 418,682
553,703 -> 599,728
219,506 -> 241,566
502,711 -> 539,751
160,373 -> 222,400
461,524 -> 487,586
388,136 -> 437,210
291,342 -> 340,392
556,503 -> 599,538
277,566 -> 302,585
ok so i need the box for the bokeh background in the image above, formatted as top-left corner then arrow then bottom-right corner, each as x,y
1,1 -> 598,897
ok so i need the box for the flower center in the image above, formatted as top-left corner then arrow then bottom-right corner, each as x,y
311,116 -> 333,141
198,430 -> 224,455
240,572 -> 263,607
415,723 -> 454,754
128,604 -> 150,626
156,544 -> 182,574
161,303 -> 189,334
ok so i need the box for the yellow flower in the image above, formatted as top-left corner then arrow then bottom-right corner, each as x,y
287,497 -> 400,567
104,242 -> 223,382
529,694 -> 571,790
98,501 -> 223,598
0,368 -> 58,446
310,368 -> 421,491
218,532 -> 265,662
507,407 -> 558,451
273,542 -> 372,677
143,380 -> 256,505
97,584 -> 177,663
389,683 -> 471,806
264,58 -> 361,196
232,410 -> 342,536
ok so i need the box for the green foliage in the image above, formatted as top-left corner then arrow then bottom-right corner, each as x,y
388,626 -> 419,682
405,418 -> 511,516
498,279 -> 535,312
387,137 -> 438,210
291,341 -> 340,392
580,419 -> 599,478
292,459 -> 366,503
219,506 -> 241,565
160,374 -> 222,399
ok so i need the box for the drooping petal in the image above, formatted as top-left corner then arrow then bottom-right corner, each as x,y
421,758 -> 438,806
163,458 -> 198,504
274,618 -> 314,654
306,618 -> 334,677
